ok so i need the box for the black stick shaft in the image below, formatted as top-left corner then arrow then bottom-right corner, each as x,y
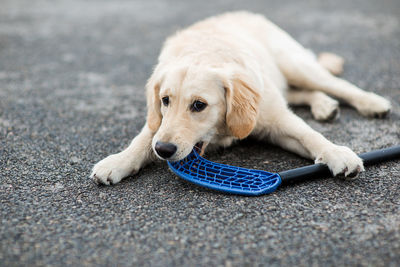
279,145 -> 400,183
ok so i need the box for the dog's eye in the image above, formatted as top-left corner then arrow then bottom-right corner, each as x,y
162,96 -> 169,106
191,100 -> 207,112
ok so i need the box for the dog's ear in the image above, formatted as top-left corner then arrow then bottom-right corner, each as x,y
146,67 -> 163,132
222,69 -> 260,139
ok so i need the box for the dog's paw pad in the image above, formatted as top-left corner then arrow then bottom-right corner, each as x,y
373,110 -> 390,119
316,145 -> 364,179
346,166 -> 362,179
354,93 -> 391,118
311,95 -> 340,121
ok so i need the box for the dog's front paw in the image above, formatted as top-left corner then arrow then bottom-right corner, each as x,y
315,145 -> 364,178
353,92 -> 391,118
90,153 -> 138,185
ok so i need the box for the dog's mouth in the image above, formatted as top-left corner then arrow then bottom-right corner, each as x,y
194,141 -> 206,155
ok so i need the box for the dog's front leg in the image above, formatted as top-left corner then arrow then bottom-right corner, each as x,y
90,124 -> 155,185
263,110 -> 364,178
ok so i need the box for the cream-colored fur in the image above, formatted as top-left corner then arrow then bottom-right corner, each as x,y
91,11 -> 391,185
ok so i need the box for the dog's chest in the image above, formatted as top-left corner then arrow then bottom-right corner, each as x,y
210,135 -> 236,148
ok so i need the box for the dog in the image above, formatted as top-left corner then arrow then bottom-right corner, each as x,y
91,11 -> 391,185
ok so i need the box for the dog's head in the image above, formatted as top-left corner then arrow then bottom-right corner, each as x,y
146,62 -> 260,161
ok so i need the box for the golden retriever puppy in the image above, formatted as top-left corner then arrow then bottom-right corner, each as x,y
91,11 -> 391,185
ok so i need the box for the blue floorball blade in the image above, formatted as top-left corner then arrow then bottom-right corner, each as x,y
168,149 -> 282,196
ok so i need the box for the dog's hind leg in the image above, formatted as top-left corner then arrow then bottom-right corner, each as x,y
285,52 -> 347,121
286,89 -> 339,121
277,52 -> 391,118
265,24 -> 391,117
285,52 -> 345,121
317,52 -> 344,76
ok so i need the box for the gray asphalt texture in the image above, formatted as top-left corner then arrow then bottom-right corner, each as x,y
1,0 -> 400,266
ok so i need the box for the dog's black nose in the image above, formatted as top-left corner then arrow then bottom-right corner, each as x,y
155,141 -> 177,159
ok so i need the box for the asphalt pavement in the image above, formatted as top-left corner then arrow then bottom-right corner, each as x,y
1,0 -> 399,266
